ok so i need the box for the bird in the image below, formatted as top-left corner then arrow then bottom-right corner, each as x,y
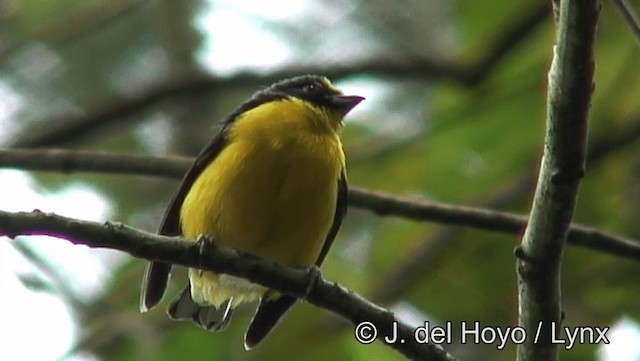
139,74 -> 364,349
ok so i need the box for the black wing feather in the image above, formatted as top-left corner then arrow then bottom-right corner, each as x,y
139,131 -> 228,312
316,171 -> 348,265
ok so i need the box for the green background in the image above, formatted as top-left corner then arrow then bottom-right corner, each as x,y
2,1 -> 640,360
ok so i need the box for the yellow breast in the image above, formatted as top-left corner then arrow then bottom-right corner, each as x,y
179,98 -> 345,307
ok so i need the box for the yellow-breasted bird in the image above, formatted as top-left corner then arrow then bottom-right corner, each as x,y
140,75 -> 364,349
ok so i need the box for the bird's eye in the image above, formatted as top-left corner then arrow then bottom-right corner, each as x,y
302,83 -> 317,93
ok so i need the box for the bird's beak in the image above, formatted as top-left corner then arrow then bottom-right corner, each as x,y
330,95 -> 365,116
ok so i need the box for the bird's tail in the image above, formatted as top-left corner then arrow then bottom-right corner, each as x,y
244,293 -> 297,349
167,284 -> 234,332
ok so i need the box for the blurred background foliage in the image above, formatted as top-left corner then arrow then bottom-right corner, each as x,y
1,0 -> 640,360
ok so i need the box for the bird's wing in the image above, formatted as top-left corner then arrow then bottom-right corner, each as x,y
315,170 -> 348,266
139,131 -> 228,312
139,89 -> 286,313
244,170 -> 348,348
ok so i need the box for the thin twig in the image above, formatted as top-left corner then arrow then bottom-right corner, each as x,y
612,0 -> 640,46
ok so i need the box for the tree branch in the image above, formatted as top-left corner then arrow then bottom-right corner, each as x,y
5,4 -> 550,149
0,210 -> 457,361
0,148 -> 188,177
516,1 -> 599,360
350,102 -> 640,306
1,148 -> 639,263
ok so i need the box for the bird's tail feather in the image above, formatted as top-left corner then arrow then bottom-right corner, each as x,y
244,294 -> 297,349
167,284 -> 234,332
